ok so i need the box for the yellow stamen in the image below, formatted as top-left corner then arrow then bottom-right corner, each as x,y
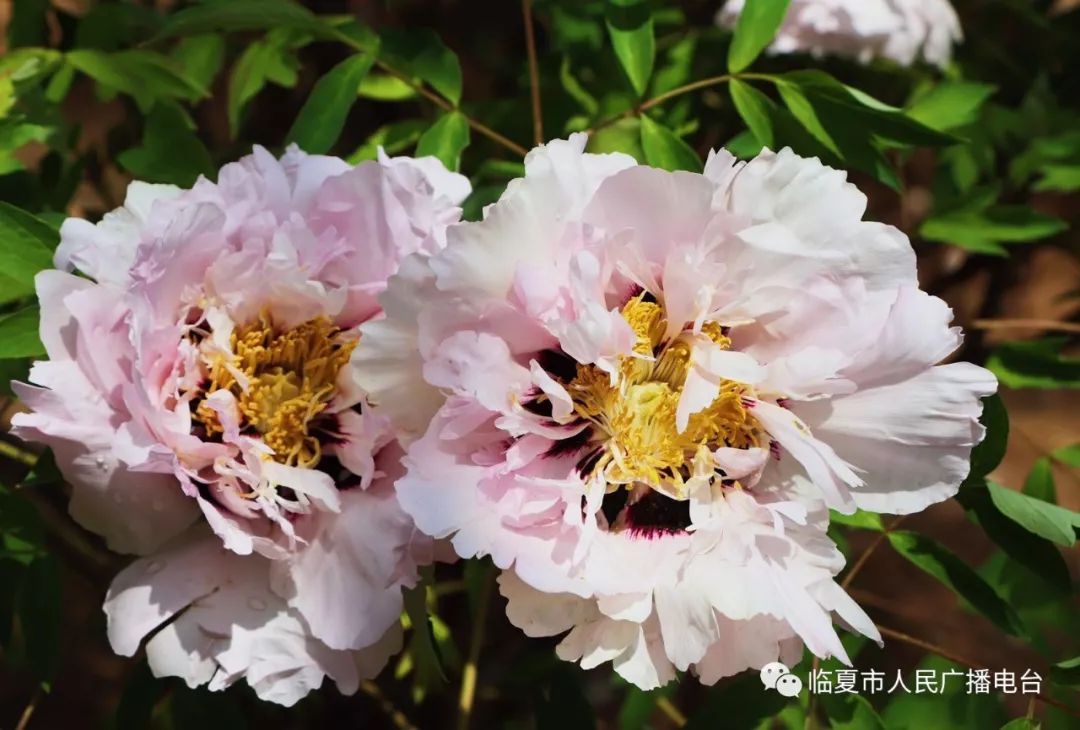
193,315 -> 356,468
567,295 -> 758,497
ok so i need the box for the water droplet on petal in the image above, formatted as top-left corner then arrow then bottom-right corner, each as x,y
144,560 -> 164,575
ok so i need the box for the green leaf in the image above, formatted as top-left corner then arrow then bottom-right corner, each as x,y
987,481 -> 1079,547
887,530 -> 1024,636
1050,444 -> 1080,468
821,693 -> 887,730
987,338 -> 1080,389
347,119 -> 428,164
172,34 -> 226,92
1034,164 -> 1080,193
640,115 -> 699,171
227,29 -> 307,137
920,207 -> 1067,254
0,306 -> 43,358
727,0 -> 791,73
358,73 -> 417,101
906,82 -> 996,132
118,104 -> 213,188
560,56 -> 599,117
830,509 -> 884,531
0,203 -> 54,300
286,52 -> 375,155
605,0 -> 655,97
1050,655 -> 1080,687
66,49 -> 205,112
380,29 -> 462,106
154,0 -> 330,42
402,567 -> 447,685
729,78 -> 775,148
969,394 -> 1009,480
416,112 -> 470,172
1000,719 -> 1039,730
1024,457 -> 1056,502
956,483 -> 1070,596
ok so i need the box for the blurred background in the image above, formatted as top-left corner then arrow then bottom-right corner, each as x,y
0,1 -> 1077,728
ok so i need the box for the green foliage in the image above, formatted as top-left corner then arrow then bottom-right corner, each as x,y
727,0 -> 791,73
605,0 -> 655,96
639,114 -> 699,171
987,338 -> 1080,389
118,104 -> 214,187
887,530 -> 1025,637
380,29 -> 463,106
286,52 -> 376,155
417,112 -> 471,171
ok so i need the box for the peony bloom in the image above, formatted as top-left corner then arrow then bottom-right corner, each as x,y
358,135 -> 996,688
12,146 -> 470,704
718,0 -> 962,69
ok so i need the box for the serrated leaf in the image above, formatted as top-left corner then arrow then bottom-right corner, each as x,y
154,0 -> 331,42
380,29 -> 462,106
0,305 -> 43,358
416,112 -> 470,171
987,338 -> 1080,389
969,394 -> 1009,480
286,52 -> 375,155
605,0 -> 655,96
987,481 -> 1079,547
906,82 -> 996,132
727,0 -> 790,73
729,78 -> 774,148
888,530 -> 1024,637
640,115 -> 699,171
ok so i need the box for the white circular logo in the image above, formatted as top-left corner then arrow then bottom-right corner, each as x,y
760,661 -> 790,690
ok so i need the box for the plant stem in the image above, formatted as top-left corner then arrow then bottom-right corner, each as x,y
522,0 -> 544,146
655,695 -> 687,727
971,318 -> 1080,335
15,686 -> 42,730
840,516 -> 906,591
0,438 -> 39,467
457,564 -> 495,730
360,680 -> 417,730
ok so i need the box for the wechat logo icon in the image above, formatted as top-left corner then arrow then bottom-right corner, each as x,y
760,662 -> 803,698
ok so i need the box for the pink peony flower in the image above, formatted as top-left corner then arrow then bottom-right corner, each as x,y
358,135 -> 996,688
718,0 -> 963,69
12,146 -> 470,705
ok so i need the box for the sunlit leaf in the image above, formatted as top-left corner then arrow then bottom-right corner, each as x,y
605,0 -> 655,96
380,28 -> 462,106
416,111 -> 470,171
987,481 -> 1079,547
286,52 -> 376,155
729,78 -> 775,148
727,0 -> 791,73
0,305 -> 43,358
907,82 -> 996,132
987,338 -> 1080,389
640,114 -> 699,171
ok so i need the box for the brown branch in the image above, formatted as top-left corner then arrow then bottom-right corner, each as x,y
840,516 -> 907,591
522,0 -> 544,146
589,74 -> 738,133
971,318 -> 1080,335
877,625 -> 1079,717
369,59 -> 528,158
